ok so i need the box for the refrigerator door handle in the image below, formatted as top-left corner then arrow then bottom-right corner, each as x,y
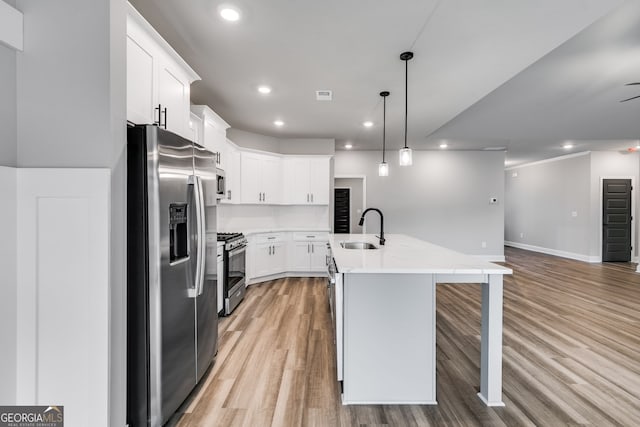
188,175 -> 205,298
196,176 -> 207,296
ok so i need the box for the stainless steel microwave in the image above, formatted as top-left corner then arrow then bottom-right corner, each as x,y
216,169 -> 225,198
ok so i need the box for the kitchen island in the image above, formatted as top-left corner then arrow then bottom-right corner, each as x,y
327,233 -> 512,406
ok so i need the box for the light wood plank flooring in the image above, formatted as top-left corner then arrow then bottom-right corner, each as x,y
172,247 -> 640,426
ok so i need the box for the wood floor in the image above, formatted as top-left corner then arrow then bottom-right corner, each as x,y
173,247 -> 640,426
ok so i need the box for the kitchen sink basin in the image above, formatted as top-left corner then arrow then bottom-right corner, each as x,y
340,241 -> 378,250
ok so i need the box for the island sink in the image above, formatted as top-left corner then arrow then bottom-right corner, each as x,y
340,241 -> 378,250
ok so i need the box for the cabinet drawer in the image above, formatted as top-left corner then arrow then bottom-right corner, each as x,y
254,232 -> 286,244
292,232 -> 328,242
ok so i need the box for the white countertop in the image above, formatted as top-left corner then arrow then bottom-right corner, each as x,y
329,234 -> 512,275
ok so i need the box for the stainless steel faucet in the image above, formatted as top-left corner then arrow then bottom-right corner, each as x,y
358,208 -> 385,245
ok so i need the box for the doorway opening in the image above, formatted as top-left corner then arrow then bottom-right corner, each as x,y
334,188 -> 350,233
602,178 -> 632,262
334,176 -> 366,234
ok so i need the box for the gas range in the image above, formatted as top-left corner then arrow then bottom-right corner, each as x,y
217,232 -> 247,251
217,232 -> 247,315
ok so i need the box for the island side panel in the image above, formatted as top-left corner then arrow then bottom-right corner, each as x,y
342,273 -> 436,404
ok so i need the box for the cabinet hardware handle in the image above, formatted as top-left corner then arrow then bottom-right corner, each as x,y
312,244 -> 314,253
306,235 -> 315,238
311,193 -> 314,203
307,193 -> 310,202
154,104 -> 162,126
163,107 -> 167,129
268,237 -> 276,240
272,245 -> 276,255
308,243 -> 310,253
227,190 -> 231,199
269,246 -> 272,255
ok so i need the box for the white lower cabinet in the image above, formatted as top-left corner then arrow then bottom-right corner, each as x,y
289,233 -> 328,272
248,233 -> 287,279
248,232 -> 329,283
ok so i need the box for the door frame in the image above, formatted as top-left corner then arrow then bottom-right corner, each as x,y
598,176 -> 636,266
334,175 -> 367,233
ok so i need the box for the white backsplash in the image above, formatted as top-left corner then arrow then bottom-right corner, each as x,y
217,204 -> 330,231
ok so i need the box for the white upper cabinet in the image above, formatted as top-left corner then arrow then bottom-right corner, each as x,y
126,3 -> 200,139
188,112 -> 203,146
283,157 -> 330,205
223,141 -> 241,203
191,105 -> 230,169
240,152 -> 282,204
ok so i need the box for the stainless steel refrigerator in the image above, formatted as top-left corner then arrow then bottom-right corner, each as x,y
127,125 -> 218,427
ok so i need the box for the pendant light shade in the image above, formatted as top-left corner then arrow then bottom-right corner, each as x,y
379,91 -> 390,177
399,147 -> 412,166
399,51 -> 414,166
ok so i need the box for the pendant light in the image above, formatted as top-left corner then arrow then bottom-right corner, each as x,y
378,91 -> 390,176
399,51 -> 414,166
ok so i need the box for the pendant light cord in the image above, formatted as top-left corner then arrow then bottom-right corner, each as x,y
382,95 -> 386,162
404,58 -> 408,149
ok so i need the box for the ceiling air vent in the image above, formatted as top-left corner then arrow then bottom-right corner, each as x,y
316,90 -> 332,101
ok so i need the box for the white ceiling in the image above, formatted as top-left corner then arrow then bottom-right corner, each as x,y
129,0 -> 639,166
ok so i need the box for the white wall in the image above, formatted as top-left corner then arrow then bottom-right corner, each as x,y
334,150 -> 505,259
14,0 -> 127,425
505,151 -> 639,262
0,167 -> 17,404
0,36 -> 16,166
505,153 -> 591,259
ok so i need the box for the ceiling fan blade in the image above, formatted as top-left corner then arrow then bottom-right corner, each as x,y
625,82 -> 640,86
620,94 -> 640,102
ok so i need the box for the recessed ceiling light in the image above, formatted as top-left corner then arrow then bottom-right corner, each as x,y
439,142 -> 448,149
563,142 -> 574,150
257,85 -> 271,94
345,143 -> 353,149
363,121 -> 373,128
220,7 -> 240,21
274,120 -> 284,127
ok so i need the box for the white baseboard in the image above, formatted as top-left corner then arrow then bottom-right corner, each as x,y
505,241 -> 600,263
247,271 -> 327,286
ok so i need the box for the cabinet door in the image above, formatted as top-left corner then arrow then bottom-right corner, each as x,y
309,157 -> 330,205
157,61 -> 190,138
225,144 -> 241,202
240,153 -> 262,203
283,158 -> 309,204
189,113 -> 203,145
310,242 -> 328,271
290,242 -> 311,271
251,243 -> 272,278
261,155 -> 281,204
270,242 -> 287,275
126,35 -> 156,125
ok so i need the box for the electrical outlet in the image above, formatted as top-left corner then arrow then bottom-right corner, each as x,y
512,172 -> 518,177
571,211 -> 578,217
481,241 -> 487,248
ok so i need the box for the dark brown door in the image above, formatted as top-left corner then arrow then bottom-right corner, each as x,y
334,188 -> 350,233
602,179 -> 632,262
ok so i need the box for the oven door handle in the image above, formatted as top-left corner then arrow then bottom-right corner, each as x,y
229,246 -> 246,257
